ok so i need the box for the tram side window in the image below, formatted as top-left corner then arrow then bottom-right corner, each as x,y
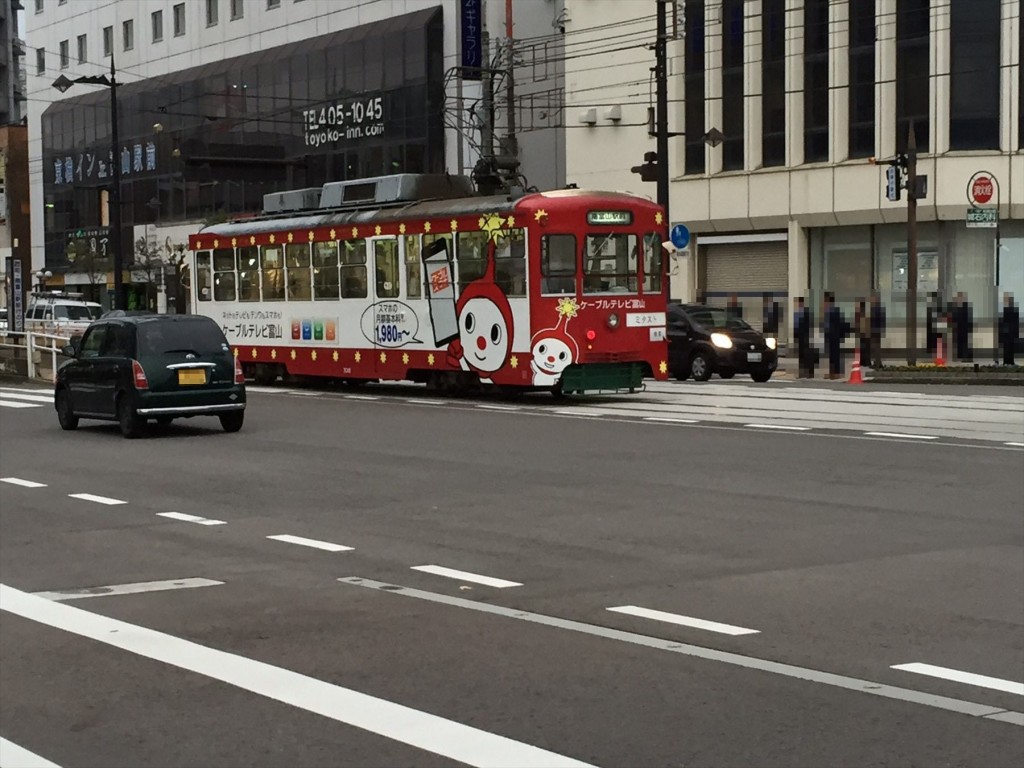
456,231 -> 489,294
495,228 -> 526,297
196,251 -> 212,302
213,248 -> 236,301
260,245 -> 285,301
237,246 -> 260,301
642,233 -> 663,293
341,239 -> 367,298
286,243 -> 312,301
583,233 -> 637,294
541,235 -> 577,295
313,241 -> 340,300
374,239 -> 400,298
404,235 -> 421,299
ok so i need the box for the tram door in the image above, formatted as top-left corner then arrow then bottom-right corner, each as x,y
369,237 -> 401,373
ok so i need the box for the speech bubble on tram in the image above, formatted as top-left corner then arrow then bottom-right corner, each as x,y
359,300 -> 424,347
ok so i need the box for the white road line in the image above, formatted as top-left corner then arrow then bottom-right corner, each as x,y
864,432 -> 939,440
0,737 -> 61,768
555,409 -> 604,417
0,477 -> 48,489
244,386 -> 294,394
644,416 -> 699,424
344,394 -> 379,401
410,565 -> 522,589
67,493 -> 127,506
476,404 -> 520,411
266,534 -> 353,552
413,398 -> 447,406
743,423 -> 811,431
340,578 -> 1024,727
32,578 -> 224,602
0,400 -> 40,409
156,511 -> 226,526
0,391 -> 53,404
607,605 -> 760,636
892,663 -> 1024,697
1005,442 -> 1024,448
0,585 -> 593,768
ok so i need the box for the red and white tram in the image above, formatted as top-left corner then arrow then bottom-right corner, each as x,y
186,174 -> 669,394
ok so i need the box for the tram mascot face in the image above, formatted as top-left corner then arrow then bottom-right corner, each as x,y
530,315 -> 579,386
446,260 -> 514,380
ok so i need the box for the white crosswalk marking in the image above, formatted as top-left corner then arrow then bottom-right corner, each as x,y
0,388 -> 51,410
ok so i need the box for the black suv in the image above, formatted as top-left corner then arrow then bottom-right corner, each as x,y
667,303 -> 778,382
55,314 -> 246,438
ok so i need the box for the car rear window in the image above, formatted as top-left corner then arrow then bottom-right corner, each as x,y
54,305 -> 101,321
137,319 -> 228,355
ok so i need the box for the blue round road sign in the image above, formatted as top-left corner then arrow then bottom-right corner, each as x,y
670,223 -> 690,250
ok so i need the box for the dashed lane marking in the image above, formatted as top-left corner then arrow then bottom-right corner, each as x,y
644,416 -> 699,424
32,578 -> 224,602
343,394 -> 379,401
892,663 -> 1024,697
0,399 -> 40,409
67,493 -> 127,506
744,423 -> 811,431
266,534 -> 353,552
156,511 -> 226,526
410,564 -> 522,589
863,432 -> 939,440
0,477 -> 47,488
476,404 -> 521,411
0,391 -> 52,403
607,605 -> 760,636
0,737 -> 60,768
1005,442 -> 1024,448
0,584 -> 595,768
340,577 -> 1024,727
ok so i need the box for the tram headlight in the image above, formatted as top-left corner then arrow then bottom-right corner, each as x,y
765,337 -> 777,350
711,332 -> 733,349
607,313 -> 620,329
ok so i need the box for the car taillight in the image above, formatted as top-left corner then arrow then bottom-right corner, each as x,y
234,357 -> 245,384
131,359 -> 149,390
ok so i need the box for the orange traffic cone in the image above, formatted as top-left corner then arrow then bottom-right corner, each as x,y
848,357 -> 864,385
935,335 -> 946,367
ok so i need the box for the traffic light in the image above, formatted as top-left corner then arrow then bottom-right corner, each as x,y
630,151 -> 659,183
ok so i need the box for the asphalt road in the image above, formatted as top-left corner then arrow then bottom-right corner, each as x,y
1,380 -> 1022,768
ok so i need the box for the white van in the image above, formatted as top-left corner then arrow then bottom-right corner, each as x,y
24,291 -> 103,337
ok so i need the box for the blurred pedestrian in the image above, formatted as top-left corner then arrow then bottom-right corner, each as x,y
953,291 -> 973,362
762,292 -> 780,339
726,294 -> 743,323
869,291 -> 886,369
793,296 -> 814,378
823,292 -> 849,379
855,299 -> 871,368
999,293 -> 1019,366
926,291 -> 940,355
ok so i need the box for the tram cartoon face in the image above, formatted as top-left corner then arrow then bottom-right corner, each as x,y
531,337 -> 574,377
459,296 -> 511,375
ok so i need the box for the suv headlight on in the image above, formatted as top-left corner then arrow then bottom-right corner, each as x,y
765,337 -> 777,350
711,332 -> 733,349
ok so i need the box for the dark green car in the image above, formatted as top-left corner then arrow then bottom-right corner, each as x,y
54,314 -> 246,438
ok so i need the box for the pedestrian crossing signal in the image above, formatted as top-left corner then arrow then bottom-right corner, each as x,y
886,166 -> 901,202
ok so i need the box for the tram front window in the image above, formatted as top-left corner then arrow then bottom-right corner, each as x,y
583,233 -> 638,294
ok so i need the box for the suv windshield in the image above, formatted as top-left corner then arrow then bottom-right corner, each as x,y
138,320 -> 227,355
687,307 -> 752,331
54,305 -> 102,321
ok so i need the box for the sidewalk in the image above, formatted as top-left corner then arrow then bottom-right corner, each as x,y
773,353 -> 1022,382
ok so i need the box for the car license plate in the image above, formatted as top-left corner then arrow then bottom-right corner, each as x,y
178,369 -> 206,385
747,352 -> 762,363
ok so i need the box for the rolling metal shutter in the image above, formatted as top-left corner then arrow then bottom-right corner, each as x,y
703,242 -> 788,332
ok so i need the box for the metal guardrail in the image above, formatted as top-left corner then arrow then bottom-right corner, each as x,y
0,330 -> 70,381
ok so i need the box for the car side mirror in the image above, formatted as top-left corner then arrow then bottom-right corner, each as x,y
60,344 -> 77,358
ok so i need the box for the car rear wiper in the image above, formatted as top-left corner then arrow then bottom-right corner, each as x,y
162,348 -> 200,355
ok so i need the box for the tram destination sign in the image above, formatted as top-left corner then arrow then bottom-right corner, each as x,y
587,210 -> 633,226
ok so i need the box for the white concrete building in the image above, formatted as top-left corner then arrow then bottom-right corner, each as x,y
24,0 -> 566,308
565,0 -> 1022,352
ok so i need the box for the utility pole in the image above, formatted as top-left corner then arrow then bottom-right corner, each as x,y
504,0 -> 518,167
480,29 -> 494,169
109,51 -> 124,311
655,0 -> 669,216
906,121 -> 918,365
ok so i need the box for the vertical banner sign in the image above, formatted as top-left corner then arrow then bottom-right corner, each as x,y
461,0 -> 482,80
12,257 -> 24,333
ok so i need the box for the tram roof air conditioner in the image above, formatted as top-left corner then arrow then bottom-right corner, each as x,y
318,173 -> 476,209
262,187 -> 323,215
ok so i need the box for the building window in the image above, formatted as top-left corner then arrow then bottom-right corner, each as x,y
268,0 -> 281,7
76,34 -> 86,64
949,0 -> 999,150
761,0 -> 785,167
35,0 -> 43,13
803,0 -> 829,163
123,19 -> 134,51
152,10 -> 163,42
103,26 -> 113,57
173,3 -> 186,36
895,0 -> 929,152
58,40 -> 68,69
720,0 -> 744,171
36,48 -> 45,75
230,0 -> 244,20
848,0 -> 875,158
206,0 -> 219,26
684,0 -> 706,174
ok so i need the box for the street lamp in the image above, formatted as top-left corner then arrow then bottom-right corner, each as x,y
35,269 -> 53,291
52,53 -> 124,310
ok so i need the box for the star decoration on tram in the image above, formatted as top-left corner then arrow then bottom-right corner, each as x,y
249,236 -> 256,245
290,350 -> 296,360
308,231 -> 315,242
250,348 -> 257,359
232,348 -> 238,358
269,234 -> 276,244
311,350 -> 317,361
271,349 -> 277,360
231,237 -> 237,247
659,360 -> 668,375
380,351 -> 387,363
330,229 -> 337,240
655,212 -> 664,225
287,232 -> 294,243
355,351 -> 362,363
402,352 -> 409,364
427,353 -> 435,366
332,351 -> 339,362
351,227 -> 359,238
510,356 -> 519,369
424,222 -> 432,233
213,239 -> 219,248
450,219 -> 458,232
374,225 -> 382,236
399,223 -> 406,234
534,209 -> 548,222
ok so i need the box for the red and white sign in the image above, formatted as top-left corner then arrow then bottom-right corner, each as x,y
967,172 -> 997,207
